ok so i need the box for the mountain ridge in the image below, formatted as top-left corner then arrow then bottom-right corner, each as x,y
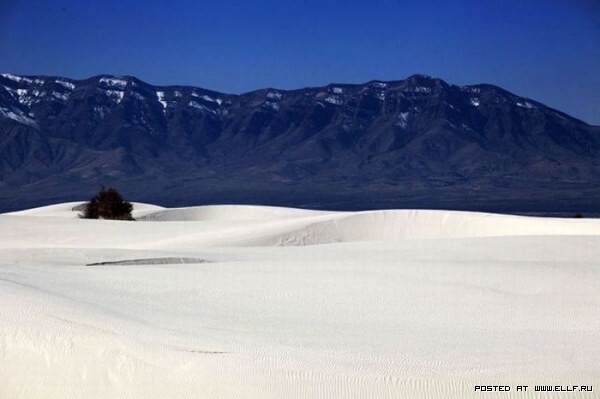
2,72 -> 595,126
1,72 -> 599,213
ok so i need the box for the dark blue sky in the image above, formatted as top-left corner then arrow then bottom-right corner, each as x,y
1,0 -> 598,124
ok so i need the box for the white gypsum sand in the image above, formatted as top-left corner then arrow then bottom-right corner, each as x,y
1,202 -> 599,398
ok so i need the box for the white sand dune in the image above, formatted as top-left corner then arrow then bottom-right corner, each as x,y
1,203 -> 599,398
4,201 -> 165,219
137,204 -> 335,222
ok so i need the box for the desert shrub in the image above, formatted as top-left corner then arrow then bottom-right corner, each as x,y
81,186 -> 134,220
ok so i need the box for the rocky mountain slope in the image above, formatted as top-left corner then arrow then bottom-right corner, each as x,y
1,73 -> 599,213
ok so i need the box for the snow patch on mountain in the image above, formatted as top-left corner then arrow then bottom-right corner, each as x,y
201,95 -> 222,105
156,91 -> 167,111
2,73 -> 27,83
104,90 -> 124,104
266,91 -> 282,100
0,106 -> 38,127
516,101 -> 535,109
100,77 -> 128,89
263,91 -> 282,111
324,95 -> 343,105
188,100 -> 202,110
1,73 -> 44,85
369,82 -> 388,101
395,112 -> 409,128
52,91 -> 70,101
462,86 -> 481,94
191,92 -> 222,105
263,101 -> 280,111
189,100 -> 217,114
4,87 -> 46,107
55,80 -> 75,90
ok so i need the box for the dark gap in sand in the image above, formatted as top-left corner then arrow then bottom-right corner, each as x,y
86,257 -> 210,266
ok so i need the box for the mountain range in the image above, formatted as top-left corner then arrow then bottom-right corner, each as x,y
1,72 -> 599,214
